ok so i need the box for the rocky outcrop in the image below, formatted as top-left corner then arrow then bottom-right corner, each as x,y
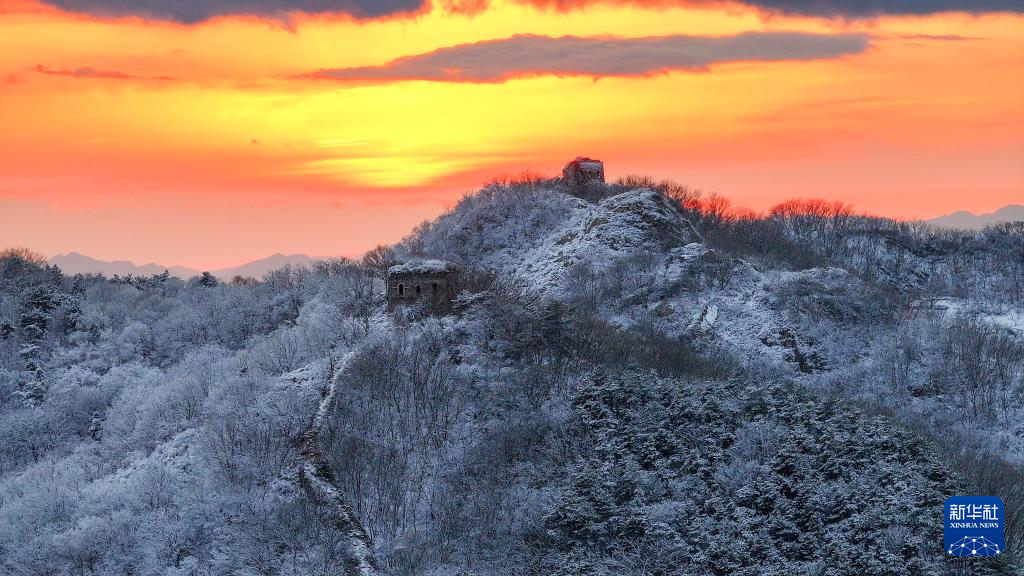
517,188 -> 701,292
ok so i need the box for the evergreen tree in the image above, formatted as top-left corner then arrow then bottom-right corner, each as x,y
15,372 -> 46,407
196,271 -> 219,287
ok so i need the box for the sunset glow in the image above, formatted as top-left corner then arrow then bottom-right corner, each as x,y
1,0 -> 1022,268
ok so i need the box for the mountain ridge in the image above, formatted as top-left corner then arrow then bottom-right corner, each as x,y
928,203 -> 1024,229
48,251 -> 325,280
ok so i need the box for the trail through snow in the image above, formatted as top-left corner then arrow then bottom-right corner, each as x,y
298,352 -> 379,576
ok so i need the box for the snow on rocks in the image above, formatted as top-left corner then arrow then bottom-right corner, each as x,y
515,189 -> 700,293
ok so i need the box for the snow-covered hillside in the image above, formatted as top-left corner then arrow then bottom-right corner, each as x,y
413,186 -> 699,293
0,181 -> 1022,575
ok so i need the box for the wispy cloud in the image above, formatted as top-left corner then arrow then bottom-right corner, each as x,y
892,33 -> 988,42
35,64 -> 173,81
312,32 -> 869,84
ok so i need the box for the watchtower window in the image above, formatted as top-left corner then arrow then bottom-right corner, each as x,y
432,283 -> 438,294
397,283 -> 404,295
415,285 -> 421,294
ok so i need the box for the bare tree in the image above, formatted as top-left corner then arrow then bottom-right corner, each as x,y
361,245 -> 394,288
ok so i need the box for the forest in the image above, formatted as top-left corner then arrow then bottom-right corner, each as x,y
0,175 -> 1021,575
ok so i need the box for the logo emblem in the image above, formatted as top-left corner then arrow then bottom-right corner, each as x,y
944,496 -> 1004,557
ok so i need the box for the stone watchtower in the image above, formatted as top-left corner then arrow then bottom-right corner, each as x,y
561,157 -> 605,187
386,259 -> 459,312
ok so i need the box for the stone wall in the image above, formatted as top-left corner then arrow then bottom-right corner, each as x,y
386,270 -> 457,312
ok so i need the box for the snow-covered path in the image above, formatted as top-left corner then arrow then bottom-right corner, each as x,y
298,352 -> 379,576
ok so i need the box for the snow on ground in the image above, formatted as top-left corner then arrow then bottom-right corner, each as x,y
933,298 -> 1024,337
988,309 -> 1024,335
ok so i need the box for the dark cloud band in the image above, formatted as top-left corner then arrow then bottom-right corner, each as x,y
730,0 -> 1023,16
41,0 -> 427,23
527,0 -> 1024,16
36,0 -> 1019,21
312,32 -> 869,83
37,0 -> 1023,22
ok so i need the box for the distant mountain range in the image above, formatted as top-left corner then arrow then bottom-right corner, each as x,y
46,204 -> 1022,277
928,204 -> 1024,229
48,252 -> 323,280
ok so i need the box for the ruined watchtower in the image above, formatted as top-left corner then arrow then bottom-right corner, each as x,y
561,157 -> 605,187
387,259 -> 458,312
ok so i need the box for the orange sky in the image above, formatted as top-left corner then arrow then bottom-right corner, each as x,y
1,0 -> 1022,268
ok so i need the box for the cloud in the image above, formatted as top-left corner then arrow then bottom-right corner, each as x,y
312,32 -> 869,83
34,0 -> 1023,22
34,64 -> 173,80
735,0 -> 1023,16
893,33 -> 986,41
521,0 -> 1024,16
39,0 -> 428,23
